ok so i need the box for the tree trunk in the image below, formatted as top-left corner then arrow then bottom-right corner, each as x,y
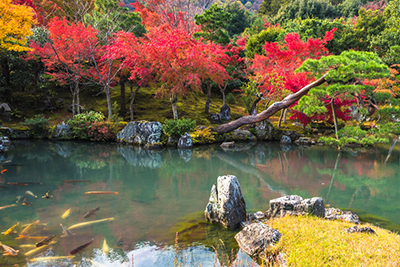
71,83 -> 76,117
129,85 -> 140,121
170,93 -> 179,120
331,98 -> 339,139
105,86 -> 113,121
278,109 -> 284,127
1,57 -> 10,87
120,74 -> 127,116
283,108 -> 288,124
75,80 -> 80,114
222,88 -> 226,106
213,73 -> 327,134
205,82 -> 211,114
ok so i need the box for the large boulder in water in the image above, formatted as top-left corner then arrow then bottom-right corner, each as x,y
205,175 -> 246,228
177,132 -> 193,149
235,223 -> 282,260
117,121 -> 163,147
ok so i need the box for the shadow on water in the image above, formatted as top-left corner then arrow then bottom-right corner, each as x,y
0,140 -> 399,266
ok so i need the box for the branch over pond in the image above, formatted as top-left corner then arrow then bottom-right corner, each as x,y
213,73 -> 328,134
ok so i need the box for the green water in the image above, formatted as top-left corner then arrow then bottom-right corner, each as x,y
0,141 -> 399,266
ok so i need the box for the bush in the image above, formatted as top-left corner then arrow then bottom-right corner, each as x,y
190,127 -> 215,144
67,111 -> 105,140
87,121 -> 126,142
20,114 -> 50,137
226,93 -> 236,104
163,118 -> 196,138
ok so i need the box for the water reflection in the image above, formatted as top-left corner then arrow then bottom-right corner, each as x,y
0,141 -> 399,266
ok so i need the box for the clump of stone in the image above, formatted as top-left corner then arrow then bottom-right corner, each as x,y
266,195 -> 325,218
117,121 -> 163,148
325,207 -> 360,224
344,226 -> 376,234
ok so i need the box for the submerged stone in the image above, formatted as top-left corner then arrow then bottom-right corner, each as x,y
205,175 -> 246,228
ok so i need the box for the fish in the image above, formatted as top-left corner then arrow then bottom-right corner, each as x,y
16,195 -> 22,203
19,244 -> 36,248
1,169 -> 8,174
68,217 -> 114,230
102,238 -> 109,254
8,182 -> 28,186
2,222 -> 19,235
69,238 -> 94,255
65,180 -> 91,183
60,224 -> 74,237
61,208 -> 71,219
115,235 -> 123,247
36,234 -> 57,247
83,206 -> 100,218
28,256 -> 74,262
0,203 -> 16,210
22,198 -> 32,206
25,191 -> 37,198
20,220 -> 40,236
0,241 -> 19,256
84,191 -> 118,195
0,185 -> 7,189
41,191 -> 53,199
15,235 -> 48,240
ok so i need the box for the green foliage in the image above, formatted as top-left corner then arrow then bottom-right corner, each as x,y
190,127 -> 216,144
318,126 -> 389,147
258,0 -> 291,17
20,114 -> 50,136
163,118 -> 196,138
194,4 -> 232,45
67,111 -> 105,139
226,92 -> 236,104
240,77 -> 259,115
245,26 -> 284,59
223,2 -> 253,37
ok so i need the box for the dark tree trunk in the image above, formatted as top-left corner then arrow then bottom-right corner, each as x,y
331,98 -> 338,139
1,57 -> 10,87
129,85 -> 139,121
213,74 -> 327,134
205,82 -> 211,114
120,74 -> 127,116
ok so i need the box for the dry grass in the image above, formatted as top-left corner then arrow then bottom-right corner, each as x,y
268,215 -> 400,266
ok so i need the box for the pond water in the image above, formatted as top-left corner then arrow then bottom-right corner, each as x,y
0,140 -> 399,267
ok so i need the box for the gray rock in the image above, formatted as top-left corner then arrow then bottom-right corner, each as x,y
167,136 -> 179,147
0,103 -> 11,121
234,223 -> 281,259
177,132 -> 193,149
269,195 -> 325,218
210,113 -> 221,124
220,141 -> 235,148
255,120 -> 274,140
117,121 -> 163,146
280,135 -> 292,144
0,136 -> 11,146
233,129 -> 255,142
53,121 -> 71,139
325,208 -> 360,224
220,104 -> 231,121
205,175 -> 246,228
344,226 -> 376,234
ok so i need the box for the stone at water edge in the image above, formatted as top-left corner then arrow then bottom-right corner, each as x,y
344,226 -> 376,234
234,222 -> 282,259
177,133 -> 193,149
269,195 -> 325,218
325,208 -> 360,224
280,135 -> 292,144
117,121 -> 163,146
204,175 -> 246,228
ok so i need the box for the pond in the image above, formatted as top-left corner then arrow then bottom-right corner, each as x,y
0,140 -> 399,266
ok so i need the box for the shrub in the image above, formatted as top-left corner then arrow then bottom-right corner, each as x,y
190,127 -> 215,144
163,118 -> 196,138
67,111 -> 105,140
20,114 -> 50,137
87,121 -> 126,142
226,93 -> 236,105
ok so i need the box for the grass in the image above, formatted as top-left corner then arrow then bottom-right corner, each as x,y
266,215 -> 400,266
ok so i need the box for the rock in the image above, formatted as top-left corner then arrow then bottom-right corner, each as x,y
220,104 -> 231,121
177,132 -> 193,149
280,135 -> 292,144
210,113 -> 221,124
117,121 -> 163,147
0,136 -> 11,146
269,195 -> 325,218
52,121 -> 71,140
0,103 -> 11,112
255,120 -> 274,140
254,211 -> 265,220
325,208 -> 360,224
345,226 -> 376,234
0,103 -> 11,121
233,129 -> 255,142
234,223 -> 282,260
0,127 -> 31,139
205,175 -> 246,228
167,136 -> 179,147
220,141 -> 235,148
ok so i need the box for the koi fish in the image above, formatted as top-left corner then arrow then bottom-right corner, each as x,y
2,222 -> 19,235
28,255 -> 74,262
25,242 -> 57,257
36,235 -> 57,247
0,185 -> 7,189
1,169 -> 8,174
102,238 -> 109,254
69,238 -> 94,255
8,182 -> 28,186
0,203 -> 16,210
61,208 -> 71,219
83,206 -> 100,218
22,198 -> 31,206
20,220 -> 40,236
0,241 -> 19,256
60,224 -> 74,237
68,217 -> 114,230
19,244 -> 36,248
15,235 -> 47,240
41,191 -> 53,199
25,191 -> 37,198
16,195 -> 22,203
65,180 -> 91,183
84,191 -> 118,195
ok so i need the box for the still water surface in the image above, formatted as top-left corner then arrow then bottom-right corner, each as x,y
0,141 -> 399,266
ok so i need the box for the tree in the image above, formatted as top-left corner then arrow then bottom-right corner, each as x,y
0,0 -> 36,52
29,17 -> 98,116
223,2 -> 253,38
